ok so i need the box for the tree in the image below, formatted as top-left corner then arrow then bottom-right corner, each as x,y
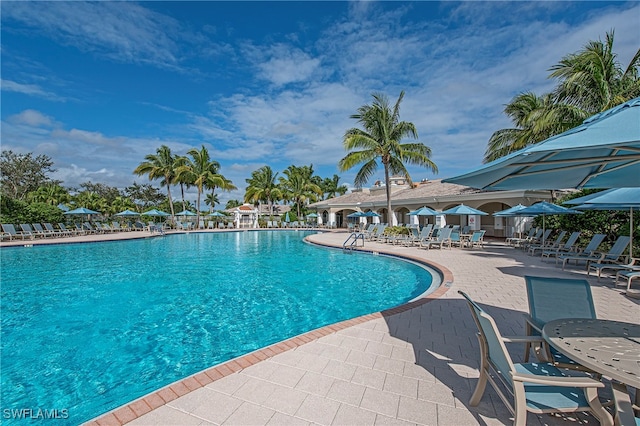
279,165 -> 322,217
134,145 -> 177,217
225,199 -> 242,209
485,31 -> 640,162
27,183 -> 70,206
124,183 -> 165,211
174,145 -> 220,225
173,154 -> 192,212
322,175 -> 348,199
205,192 -> 220,211
244,166 -> 282,215
338,91 -> 438,224
1,150 -> 59,199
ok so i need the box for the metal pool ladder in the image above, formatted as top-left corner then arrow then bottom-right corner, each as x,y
343,232 -> 365,251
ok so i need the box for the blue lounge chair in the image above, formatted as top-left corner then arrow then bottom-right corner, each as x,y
540,231 -> 581,260
465,230 -> 486,249
527,230 -> 566,256
556,233 -> 605,269
2,223 -> 33,240
422,227 -> 452,249
560,235 -> 628,271
459,290 -> 611,426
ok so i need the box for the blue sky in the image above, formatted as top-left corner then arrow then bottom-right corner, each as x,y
2,1 -> 639,207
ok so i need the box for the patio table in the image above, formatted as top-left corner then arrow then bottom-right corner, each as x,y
542,318 -> 640,425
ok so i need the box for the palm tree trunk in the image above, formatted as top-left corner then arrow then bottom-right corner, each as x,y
384,163 -> 393,225
180,184 -> 186,211
166,183 -> 175,217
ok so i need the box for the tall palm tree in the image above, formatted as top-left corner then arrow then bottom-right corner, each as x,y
172,155 -> 191,212
338,91 -> 438,223
485,31 -> 639,162
550,30 -> 640,114
279,165 -> 322,217
134,145 -> 177,217
174,145 -> 219,226
245,166 -> 282,215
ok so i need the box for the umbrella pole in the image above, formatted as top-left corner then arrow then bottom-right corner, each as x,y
631,207 -> 634,258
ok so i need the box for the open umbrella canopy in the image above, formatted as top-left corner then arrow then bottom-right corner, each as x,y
347,211 -> 366,218
441,204 -> 488,216
306,213 -> 319,218
512,201 -> 582,216
143,209 -> 171,217
493,204 -> 528,217
57,203 -> 70,212
409,207 -> 438,216
565,188 -> 640,257
284,212 -> 291,222
174,210 -> 196,216
444,97 -> 640,190
207,211 -> 227,217
114,209 -> 139,217
363,211 -> 380,217
64,207 -> 100,215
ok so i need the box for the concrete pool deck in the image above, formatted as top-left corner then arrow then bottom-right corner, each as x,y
4,229 -> 638,425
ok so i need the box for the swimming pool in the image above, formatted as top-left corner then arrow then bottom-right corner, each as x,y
1,231 -> 436,424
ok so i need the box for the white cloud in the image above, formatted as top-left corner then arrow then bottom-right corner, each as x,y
1,79 -> 63,101
6,109 -> 54,127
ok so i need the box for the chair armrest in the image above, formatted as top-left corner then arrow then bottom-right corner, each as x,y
502,335 -> 545,344
523,315 -> 543,334
511,372 -> 604,388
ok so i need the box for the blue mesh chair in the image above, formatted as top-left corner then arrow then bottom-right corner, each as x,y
459,291 -> 611,426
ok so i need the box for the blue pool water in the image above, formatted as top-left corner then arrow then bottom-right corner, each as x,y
1,231 -> 436,424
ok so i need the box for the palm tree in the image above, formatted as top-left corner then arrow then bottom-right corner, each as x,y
279,165 -> 322,217
27,183 -> 70,206
550,30 -> 640,114
322,175 -> 348,199
134,145 -> 177,217
206,173 -> 237,213
172,155 -> 191,212
205,193 -> 220,211
338,91 -> 438,224
174,145 -> 219,226
485,31 -> 640,162
245,166 -> 282,215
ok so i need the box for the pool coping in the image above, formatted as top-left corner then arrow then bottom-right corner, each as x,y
86,234 -> 454,426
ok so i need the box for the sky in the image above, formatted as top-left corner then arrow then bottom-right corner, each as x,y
2,1 -> 639,207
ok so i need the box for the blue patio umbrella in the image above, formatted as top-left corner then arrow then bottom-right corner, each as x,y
174,210 -> 195,217
64,207 -> 101,223
444,97 -> 640,190
284,212 -> 290,223
510,201 -> 582,246
306,213 -> 319,218
492,204 -> 528,217
363,211 -> 380,217
143,209 -> 171,217
114,209 -> 139,217
565,188 -> 640,257
409,207 -> 438,216
347,211 -> 366,218
441,204 -> 488,216
207,211 -> 227,217
57,203 -> 70,212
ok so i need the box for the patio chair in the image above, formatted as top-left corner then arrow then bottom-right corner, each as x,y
404,224 -> 432,247
556,233 -> 606,269
506,227 -> 536,247
588,257 -> 640,281
522,276 -> 597,369
44,222 -> 69,237
540,231 -> 581,260
2,224 -> 33,240
521,229 -> 552,251
615,270 -> 640,296
527,230 -> 566,256
458,290 -> 611,426
58,223 -> 81,236
421,227 -> 452,249
19,224 -> 37,239
32,223 -> 55,238
560,235 -> 629,271
465,230 -> 486,249
514,228 -> 543,249
449,230 -> 462,248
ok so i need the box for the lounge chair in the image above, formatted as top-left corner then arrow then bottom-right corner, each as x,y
32,223 -> 55,238
2,223 -> 33,240
556,233 -> 605,268
521,228 -> 552,251
19,224 -> 37,239
458,290 -> 611,426
515,228 -> 543,249
449,230 -> 462,248
422,227 -> 452,250
506,227 -> 536,247
465,230 -> 486,249
588,257 -> 639,281
527,230 -> 566,256
58,223 -> 81,236
560,235 -> 628,271
44,222 -> 68,237
540,231 -> 580,260
403,224 -> 432,247
522,276 -> 597,369
615,270 -> 640,294
82,222 -> 100,234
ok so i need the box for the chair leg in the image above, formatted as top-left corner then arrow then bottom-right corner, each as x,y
513,381 -> 528,426
584,387 -> 613,426
470,334 -> 489,406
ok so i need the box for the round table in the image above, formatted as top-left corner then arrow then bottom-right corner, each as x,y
542,318 -> 640,388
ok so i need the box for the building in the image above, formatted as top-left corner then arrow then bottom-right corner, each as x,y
309,178 -> 554,237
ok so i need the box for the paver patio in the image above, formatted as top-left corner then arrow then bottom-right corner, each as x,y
26,230 -> 637,425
